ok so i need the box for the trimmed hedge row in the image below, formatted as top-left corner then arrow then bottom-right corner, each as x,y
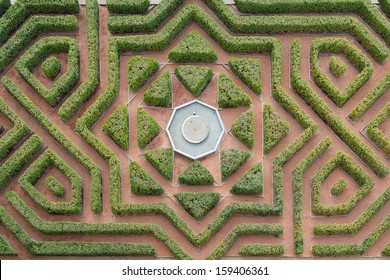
107,0 -> 150,14
263,104 -> 290,154
103,105 -> 129,150
136,108 -> 161,148
230,163 -> 263,195
220,149 -> 250,180
292,137 -> 332,255
7,191 -> 191,259
42,56 -> 61,80
312,215 -> 390,256
314,187 -> 390,235
0,233 -> 16,255
380,0 -> 390,17
144,71 -> 171,107
231,109 -> 254,148
0,0 -> 10,17
129,161 -> 164,195
144,148 -> 173,180
0,205 -> 156,256
174,192 -> 220,220
0,97 -> 30,161
19,149 -> 82,214
128,56 -> 159,92
0,135 -> 42,191
311,38 -> 373,107
228,57 -> 262,95
168,30 -> 218,63
1,76 -> 103,213
291,39 -> 389,178
45,176 -> 65,197
312,152 -> 374,216
59,0 -> 100,122
217,73 -> 252,108
367,103 -> 390,158
239,244 -> 284,256
15,36 -> 79,107
331,178 -> 348,196
178,160 -> 214,185
206,224 -> 283,259
174,65 -> 213,97
329,56 -> 348,78
349,72 -> 390,121
0,15 -> 78,72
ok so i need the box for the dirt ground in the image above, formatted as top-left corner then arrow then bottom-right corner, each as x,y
0,0 -> 389,260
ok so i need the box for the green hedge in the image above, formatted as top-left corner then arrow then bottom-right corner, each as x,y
312,152 -> 374,216
59,0 -> 99,122
45,176 -> 65,197
128,56 -> 159,92
367,103 -> 390,158
263,104 -> 290,154
19,149 -> 82,214
107,0 -> 150,14
168,30 -> 218,63
0,97 -> 30,161
174,192 -> 220,220
41,56 -> 61,80
239,244 -> 284,256
230,163 -> 263,195
0,233 -> 16,255
228,57 -> 262,95
231,109 -> 254,148
291,39 -> 389,178
144,148 -> 173,180
0,135 -> 42,191
331,178 -> 348,196
311,38 -> 373,107
206,224 -> 283,259
103,105 -> 129,150
174,65 -> 213,97
7,191 -> 191,259
329,56 -> 348,78
129,161 -> 164,195
220,149 -> 250,180
292,137 -> 332,255
217,73 -> 252,108
144,71 -> 171,107
349,72 -> 390,121
380,0 -> 390,16
15,36 -> 79,107
0,0 -> 10,17
0,15 -> 78,72
178,160 -> 214,185
1,76 -> 103,213
136,108 -> 161,148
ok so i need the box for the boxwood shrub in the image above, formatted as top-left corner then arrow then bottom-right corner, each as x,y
178,160 -> 214,185
217,73 -> 252,108
174,65 -> 213,97
136,108 -> 161,148
41,56 -> 61,80
129,161 -> 164,195
239,244 -> 284,256
329,56 -> 348,77
367,103 -> 390,158
143,71 -> 171,107
174,192 -> 220,220
107,0 -> 150,14
144,148 -> 173,180
128,56 -> 159,92
263,104 -> 289,154
230,163 -> 263,195
331,178 -> 348,196
45,176 -> 65,197
168,30 -> 218,63
220,149 -> 250,180
103,105 -> 129,150
228,57 -> 262,95
231,109 -> 254,148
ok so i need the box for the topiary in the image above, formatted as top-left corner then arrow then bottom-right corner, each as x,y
42,56 -> 61,80
217,73 -> 252,108
178,161 -> 214,185
174,192 -> 220,220
129,161 -> 164,195
136,108 -> 161,148
103,105 -> 129,150
144,71 -> 171,107
144,148 -> 173,180
231,109 -> 255,148
263,104 -> 290,154
128,56 -> 159,91
220,149 -> 251,180
175,65 -> 213,97
229,57 -> 262,95
230,163 -> 263,195
329,56 -> 348,78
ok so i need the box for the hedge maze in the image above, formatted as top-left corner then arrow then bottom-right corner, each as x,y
0,0 -> 389,260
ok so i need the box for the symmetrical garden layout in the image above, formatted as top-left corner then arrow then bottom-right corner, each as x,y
0,0 -> 389,259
